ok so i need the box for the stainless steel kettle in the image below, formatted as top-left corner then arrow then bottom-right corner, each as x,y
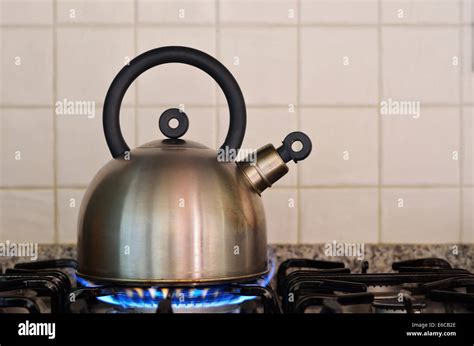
77,46 -> 312,285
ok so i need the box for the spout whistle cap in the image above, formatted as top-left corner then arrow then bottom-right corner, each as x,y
277,131 -> 312,163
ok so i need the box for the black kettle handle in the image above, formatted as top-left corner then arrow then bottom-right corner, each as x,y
103,46 -> 246,158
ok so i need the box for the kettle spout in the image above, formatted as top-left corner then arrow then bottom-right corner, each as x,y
237,132 -> 312,195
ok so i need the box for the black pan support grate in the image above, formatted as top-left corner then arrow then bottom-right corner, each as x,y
0,257 -> 473,314
277,258 -> 474,313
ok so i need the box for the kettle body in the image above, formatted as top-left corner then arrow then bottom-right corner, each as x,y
77,46 -> 312,285
78,140 -> 268,284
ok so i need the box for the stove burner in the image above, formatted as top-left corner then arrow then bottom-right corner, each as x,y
76,259 -> 276,312
86,285 -> 255,310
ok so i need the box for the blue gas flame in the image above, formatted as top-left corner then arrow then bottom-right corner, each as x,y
77,258 -> 275,310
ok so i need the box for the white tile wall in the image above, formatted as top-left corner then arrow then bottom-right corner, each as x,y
463,25 -> 473,104
382,107 -> 460,185
462,0 -> 473,24
0,190 -> 54,243
300,0 -> 378,24
300,27 -> 379,105
57,0 -> 134,24
300,189 -> 378,243
138,0 -> 216,24
382,27 -> 460,103
56,107 -> 135,186
0,108 -> 54,187
0,0 -> 53,25
464,107 -> 473,184
381,188 -> 460,243
57,27 -> 135,105
0,0 -> 472,244
0,28 -> 53,105
261,188 -> 298,243
464,187 -> 473,243
219,27 -> 297,106
220,0 -> 297,24
381,0 -> 460,24
300,107 -> 378,185
57,188 -> 85,243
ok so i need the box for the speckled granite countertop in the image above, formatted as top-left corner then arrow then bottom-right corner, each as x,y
269,244 -> 474,272
0,244 -> 473,273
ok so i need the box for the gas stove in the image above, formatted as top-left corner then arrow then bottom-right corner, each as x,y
0,259 -> 280,314
277,258 -> 474,314
0,257 -> 473,314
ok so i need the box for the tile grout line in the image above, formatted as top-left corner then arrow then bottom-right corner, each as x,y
52,0 -> 59,244
296,0 -> 302,244
377,0 -> 383,244
459,0 -> 464,244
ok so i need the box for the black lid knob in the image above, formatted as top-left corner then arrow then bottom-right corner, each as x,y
159,108 -> 189,139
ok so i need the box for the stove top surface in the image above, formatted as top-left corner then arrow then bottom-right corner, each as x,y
1,257 -> 473,314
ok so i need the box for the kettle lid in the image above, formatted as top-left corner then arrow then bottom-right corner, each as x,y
139,139 -> 209,150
